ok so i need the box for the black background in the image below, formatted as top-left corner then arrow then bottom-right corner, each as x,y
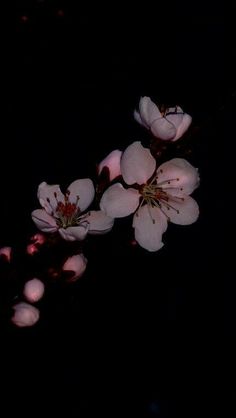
1,1 -> 236,416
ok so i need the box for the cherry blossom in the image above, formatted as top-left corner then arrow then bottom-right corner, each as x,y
11,302 -> 40,327
100,141 -> 199,251
23,278 -> 45,302
98,150 -> 122,181
134,96 -> 192,141
62,253 -> 87,281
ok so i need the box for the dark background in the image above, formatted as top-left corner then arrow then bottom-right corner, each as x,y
1,1 -> 236,416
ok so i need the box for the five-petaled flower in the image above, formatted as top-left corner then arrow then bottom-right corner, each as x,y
100,141 -> 199,252
134,96 -> 192,141
32,179 -> 114,241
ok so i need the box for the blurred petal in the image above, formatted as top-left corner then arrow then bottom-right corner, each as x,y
98,150 -> 122,181
59,225 -> 89,241
67,179 -> 95,211
121,141 -> 156,185
87,210 -> 114,234
62,254 -> 87,281
12,303 -> 40,327
133,205 -> 168,252
23,278 -> 45,303
100,183 -> 140,218
156,158 -> 200,195
161,195 -> 199,225
31,209 -> 58,232
0,246 -> 12,262
37,182 -> 64,214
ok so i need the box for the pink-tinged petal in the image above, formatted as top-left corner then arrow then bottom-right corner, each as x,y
156,158 -> 200,195
165,106 -> 184,130
26,244 -> 39,255
37,182 -> 64,214
67,179 -> 95,211
121,141 -> 156,185
98,150 -> 122,181
11,303 -> 40,327
31,209 -> 58,233
160,195 -> 199,225
100,183 -> 140,218
151,117 -> 177,140
62,254 -> 87,281
133,205 -> 168,252
134,109 -> 149,128
87,210 -> 114,234
59,225 -> 89,241
139,96 -> 162,126
30,233 -> 45,245
173,113 -> 192,141
23,278 -> 45,303
0,247 -> 12,262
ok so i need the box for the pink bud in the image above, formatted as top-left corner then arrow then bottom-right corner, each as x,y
26,243 -> 39,255
11,302 -> 40,327
23,278 -> 45,303
0,246 -> 12,262
30,233 -> 45,245
62,254 -> 87,281
98,150 -> 122,181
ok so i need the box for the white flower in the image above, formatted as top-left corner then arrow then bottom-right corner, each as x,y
11,302 -> 40,327
100,141 -> 199,252
134,96 -> 192,141
23,278 -> 45,303
98,150 -> 122,181
62,253 -> 87,281
32,179 -> 114,241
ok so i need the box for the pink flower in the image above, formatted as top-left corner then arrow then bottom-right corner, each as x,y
31,179 -> 114,241
100,141 -> 199,252
134,96 -> 192,141
23,278 -> 45,303
0,246 -> 12,262
11,302 -> 40,327
98,150 -> 122,181
62,253 -> 87,281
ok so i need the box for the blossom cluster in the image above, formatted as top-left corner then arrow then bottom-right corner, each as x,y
0,97 -> 200,327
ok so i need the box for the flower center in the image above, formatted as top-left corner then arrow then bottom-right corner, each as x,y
54,191 -> 82,229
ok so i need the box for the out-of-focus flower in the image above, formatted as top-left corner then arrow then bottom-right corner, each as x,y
100,141 -> 199,251
32,179 -> 114,241
30,233 -> 46,246
23,278 -> 45,303
0,246 -> 12,262
134,96 -> 192,141
62,253 -> 87,281
98,150 -> 122,181
26,243 -> 39,255
11,302 -> 40,327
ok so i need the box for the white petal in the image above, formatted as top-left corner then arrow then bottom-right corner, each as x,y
12,303 -> 40,327
87,210 -> 114,234
100,183 -> 140,218
67,179 -> 95,211
173,113 -> 192,141
62,254 -> 87,281
31,209 -> 58,233
165,106 -> 184,130
59,225 -> 89,241
133,205 -> 168,252
139,96 -> 161,126
37,182 -> 64,214
98,150 -> 122,181
151,117 -> 177,140
121,141 -> 156,185
156,158 -> 200,195
23,278 -> 45,303
160,195 -> 199,225
134,109 -> 149,128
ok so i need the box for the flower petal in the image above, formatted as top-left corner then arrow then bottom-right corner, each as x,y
62,254 -> 87,281
59,225 -> 89,241
121,141 -> 156,185
98,150 -> 122,181
67,179 -> 95,211
134,109 -> 149,128
139,96 -> 161,126
37,182 -> 64,214
31,209 -> 58,233
174,113 -> 192,141
100,183 -> 140,218
160,195 -> 199,225
165,106 -> 184,130
156,158 -> 200,195
23,278 -> 45,303
151,117 -> 177,140
0,247 -> 12,262
87,210 -> 114,234
12,303 -> 40,327
133,205 -> 168,252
